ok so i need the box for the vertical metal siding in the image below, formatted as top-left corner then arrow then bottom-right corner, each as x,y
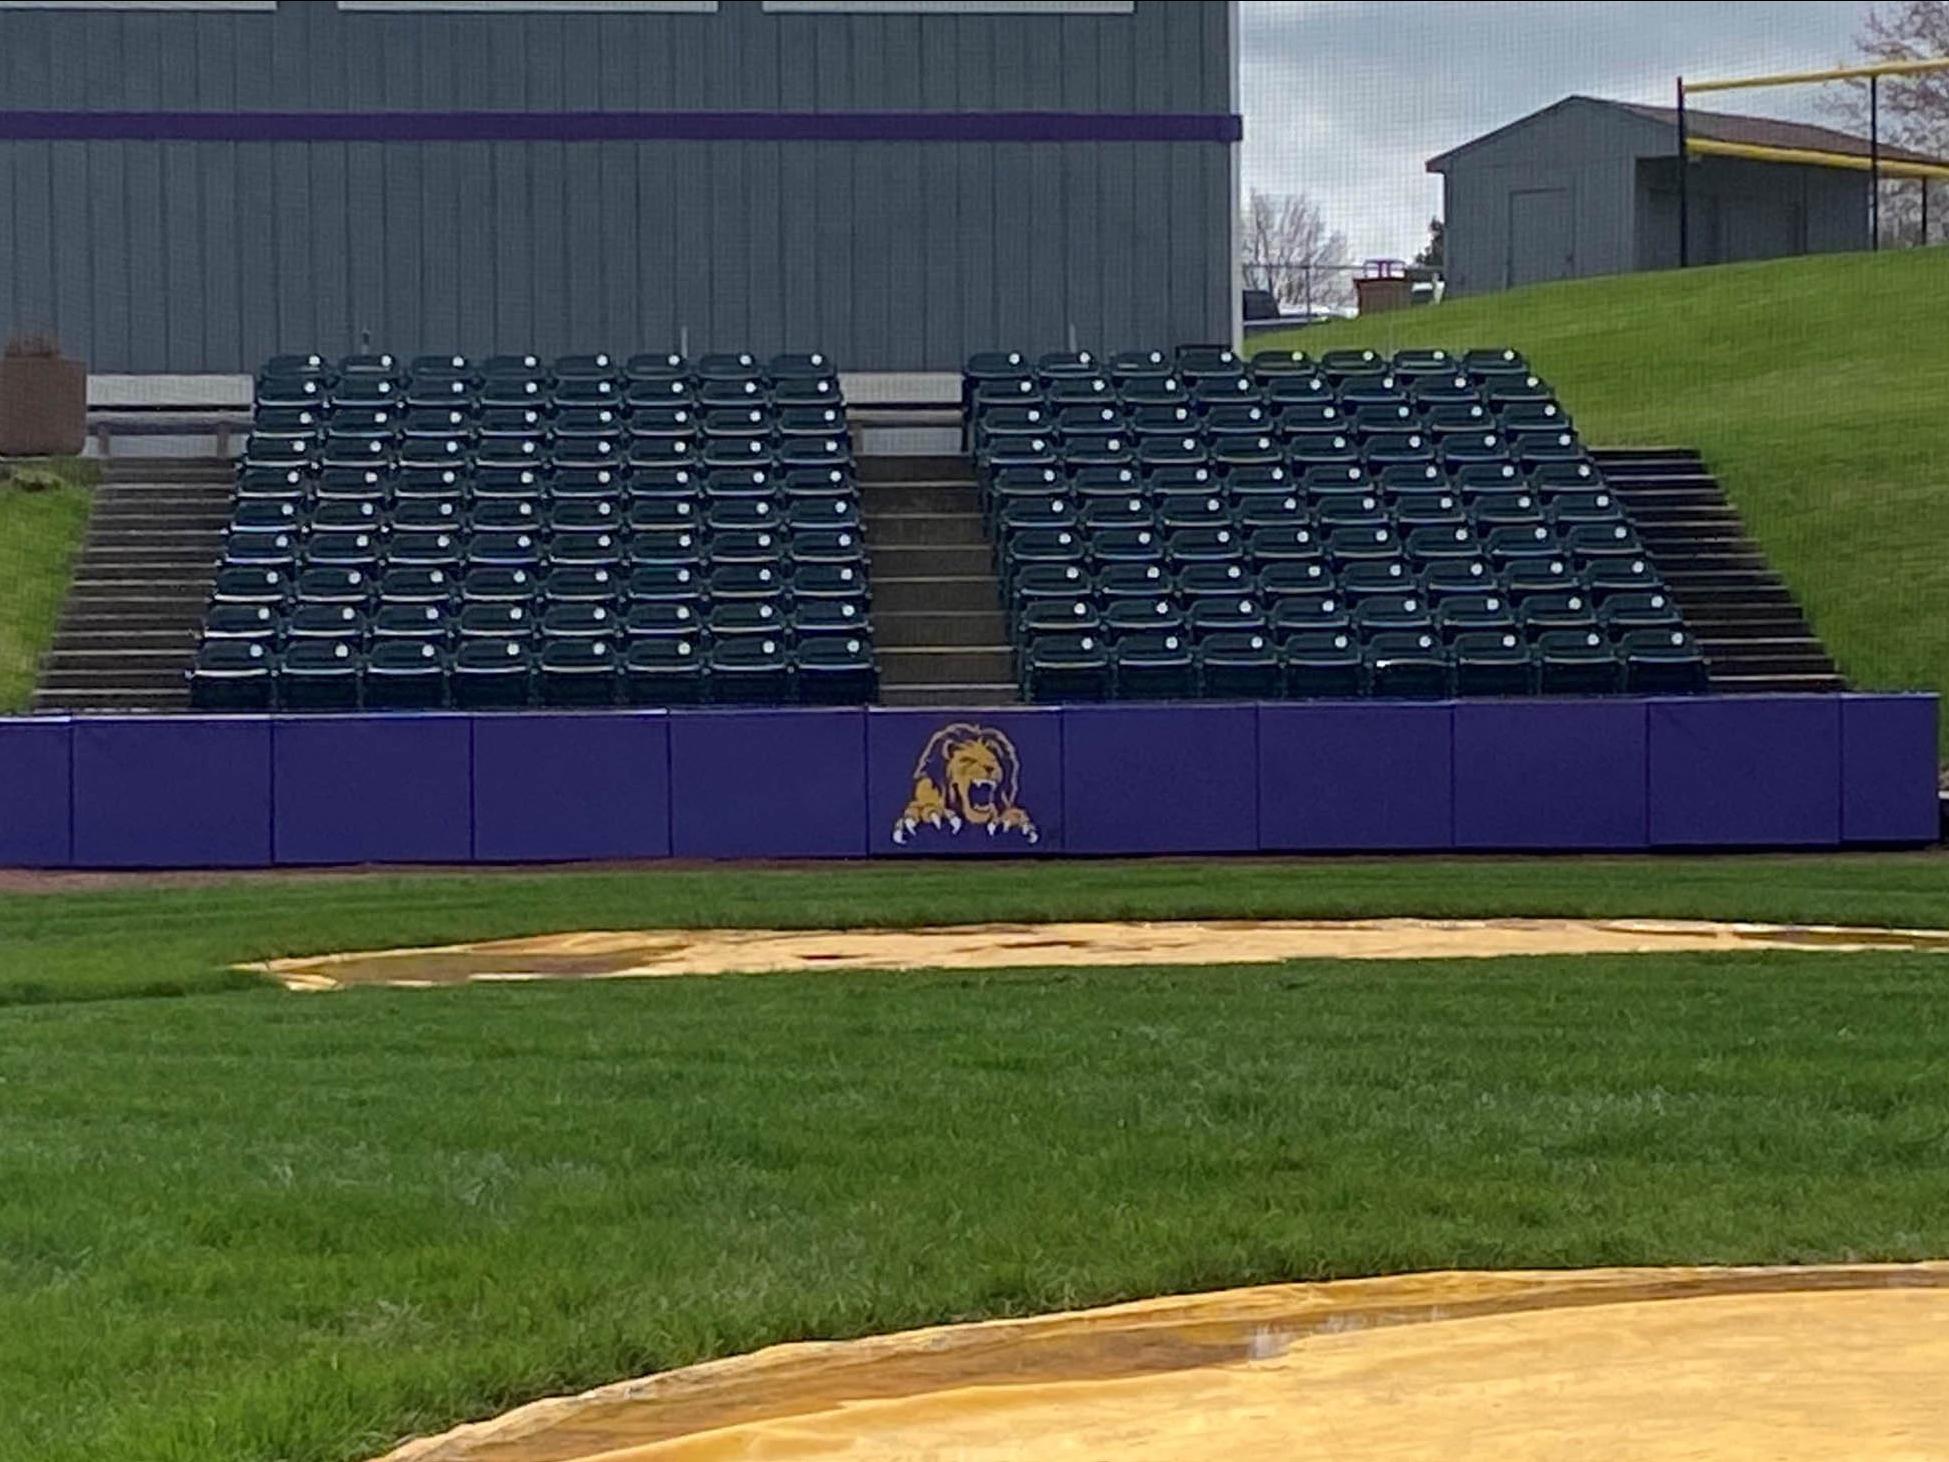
0,0 -> 1233,370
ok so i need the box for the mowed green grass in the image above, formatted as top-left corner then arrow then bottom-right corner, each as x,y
12,850 -> 1949,1007
1258,250 -> 1949,740
6,951 -> 1949,1462
0,459 -> 94,711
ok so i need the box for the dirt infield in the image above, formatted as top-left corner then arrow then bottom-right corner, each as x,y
375,1263 -> 1949,1460
256,916 -> 1949,991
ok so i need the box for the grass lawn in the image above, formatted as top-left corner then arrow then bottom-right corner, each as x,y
4,951 -> 1949,1462
1256,250 -> 1949,742
0,457 -> 96,711
10,850 -> 1949,1008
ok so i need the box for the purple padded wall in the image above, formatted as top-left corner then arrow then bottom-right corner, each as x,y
473,713 -> 671,862
1064,705 -> 1257,854
1841,694 -> 1939,844
72,717 -> 271,867
669,709 -> 868,858
1648,696 -> 1842,847
869,708 -> 1063,856
1259,703 -> 1453,851
0,718 -> 71,867
1454,700 -> 1648,849
274,715 -> 472,864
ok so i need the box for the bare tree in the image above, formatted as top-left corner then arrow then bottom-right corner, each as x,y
1822,1 -> 1949,245
1239,189 -> 1351,311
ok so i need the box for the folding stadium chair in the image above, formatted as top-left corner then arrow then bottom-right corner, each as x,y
1325,525 -> 1402,568
1487,524 -> 1566,569
390,497 -> 463,534
541,566 -> 621,606
1315,497 -> 1388,536
1534,630 -> 1621,695
1319,349 -> 1384,381
536,638 -> 619,707
795,636 -> 878,706
234,467 -> 308,505
1487,375 -> 1556,409
1157,493 -> 1229,533
708,529 -> 786,570
284,602 -> 363,645
1405,526 -> 1483,567
1500,401 -> 1570,436
370,601 -> 450,645
1452,631 -> 1535,696
1462,348 -> 1529,379
1109,348 -> 1171,380
1452,461 -> 1524,495
1174,344 -> 1242,380
1435,592 -> 1517,642
1250,348 -> 1314,379
1081,497 -> 1153,534
1420,559 -> 1500,604
278,639 -> 362,711
1585,560 -> 1664,599
202,602 -> 280,648
1392,491 -> 1468,534
1390,348 -> 1455,378
1528,459 -> 1606,494
1234,493 -> 1310,532
1566,523 -> 1648,564
1035,350 -> 1099,381
1517,591 -> 1598,640
1335,373 -> 1407,411
1111,631 -> 1197,700
1548,490 -> 1625,530
459,602 -> 535,642
1620,629 -> 1710,694
1103,597 -> 1187,641
1470,490 -> 1546,533
1024,633 -> 1112,701
468,531 -> 543,570
1513,432 -> 1584,468
1338,559 -> 1416,603
1118,375 -> 1187,407
1287,434 -> 1360,470
1265,374 -> 1331,406
1598,591 -> 1684,637
1350,402 -> 1415,434
1187,594 -> 1267,643
1501,559 -> 1579,602
295,566 -> 374,608
622,638 -> 706,707
541,603 -> 620,643
1095,562 -> 1172,604
1424,402 -> 1493,437
1269,592 -> 1351,640
452,638 -> 535,709
363,640 -> 449,710
1365,631 -> 1450,699
708,636 -> 794,706
791,527 -> 867,570
1409,373 -> 1481,408
626,351 -> 688,382
1199,632 -> 1282,699
768,349 -> 835,381
1016,599 -> 1103,650
1439,431 -> 1510,470
188,640 -> 275,711
1353,593 -> 1435,638
1282,631 -> 1363,698
1300,463 -> 1372,497
1090,528 -> 1165,567
1247,527 -> 1324,566
388,531 -> 463,571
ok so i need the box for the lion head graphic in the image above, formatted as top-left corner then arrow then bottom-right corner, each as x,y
891,722 -> 1039,845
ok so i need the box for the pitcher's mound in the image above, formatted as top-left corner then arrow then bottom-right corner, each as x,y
377,1263 -> 1949,1460
259,917 -> 1949,991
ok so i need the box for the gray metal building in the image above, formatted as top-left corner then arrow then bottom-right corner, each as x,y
1428,96 -> 1923,296
0,0 -> 1239,373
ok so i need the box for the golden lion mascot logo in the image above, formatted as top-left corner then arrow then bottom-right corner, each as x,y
892,722 -> 1039,845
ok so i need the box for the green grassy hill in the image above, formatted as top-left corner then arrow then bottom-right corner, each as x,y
1257,250 -> 1949,734
0,459 -> 94,711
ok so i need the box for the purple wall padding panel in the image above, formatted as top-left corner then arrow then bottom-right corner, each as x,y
1454,700 -> 1648,849
473,713 -> 672,862
72,717 -> 272,868
1064,704 -> 1258,854
868,708 -> 1063,856
1258,703 -> 1454,851
274,716 -> 472,864
1841,694 -> 1939,845
1648,697 -> 1842,847
0,719 -> 71,867
669,709 -> 868,858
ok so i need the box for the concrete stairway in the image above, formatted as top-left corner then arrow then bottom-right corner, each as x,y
33,457 -> 228,713
859,455 -> 1016,707
1594,447 -> 1845,694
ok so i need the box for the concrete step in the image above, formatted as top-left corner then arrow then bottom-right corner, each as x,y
860,482 -> 980,513
99,459 -> 232,484
37,667 -> 188,692
871,575 -> 1001,613
867,543 -> 995,578
877,646 -> 1017,685
33,689 -> 190,712
873,610 -> 1009,648
878,681 -> 1019,708
862,512 -> 992,548
858,454 -> 968,485
1708,673 -> 1850,694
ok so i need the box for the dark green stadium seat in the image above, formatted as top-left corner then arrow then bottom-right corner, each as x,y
1585,560 -> 1662,598
462,567 -> 540,606
1452,461 -> 1524,495
1157,493 -> 1228,531
1326,525 -> 1401,566
791,599 -> 872,640
625,351 -> 688,382
295,567 -> 373,606
1535,630 -> 1621,695
1487,375 -> 1556,409
708,636 -> 793,705
1282,630 -> 1363,698
1462,347 -> 1528,378
1335,373 -> 1406,410
1377,462 -> 1446,495
284,602 -> 363,644
538,637 -> 619,707
1103,597 -> 1185,639
1487,524 -> 1564,567
1435,592 -> 1516,641
378,567 -> 456,605
1528,459 -> 1606,493
390,498 -> 463,533
1420,559 -> 1499,603
1339,559 -> 1415,603
1517,591 -> 1597,639
1391,348 -> 1454,377
1320,348 -> 1384,380
1018,599 -> 1102,648
371,602 -> 449,644
1111,631 -> 1196,700
773,377 -> 843,407
1439,432 -> 1509,469
1621,629 -> 1709,694
1353,593 -> 1434,637
1469,490 -> 1545,532
1096,562 -> 1172,602
1082,497 -> 1153,532
212,567 -> 289,609
1090,528 -> 1164,567
708,601 -> 788,640
621,638 -> 706,706
278,638 -> 362,710
1199,632 -> 1281,699
1249,348 -> 1313,378
452,638 -> 534,709
1268,592 -> 1350,639
795,635 -> 878,705
1025,632 -> 1111,701
189,639 -> 274,711
468,531 -> 542,568
1513,431 -> 1583,467
1265,374 -> 1331,406
1365,631 -> 1450,699
791,527 -> 866,568
1350,402 -> 1415,434
1257,560 -> 1331,602
388,530 -> 463,569
1452,631 -> 1535,696
1598,591 -> 1683,636
1166,528 -> 1244,567
224,532 -> 297,570
1548,490 -> 1625,529
541,566 -> 620,605
1566,523 -> 1646,563
1234,494 -> 1309,532
459,602 -> 535,641
1500,401 -> 1570,435
708,529 -> 786,568
203,601 -> 280,646
541,603 -> 619,641
1502,559 -> 1577,600
547,533 -> 624,569
1405,525 -> 1481,565
235,466 -> 308,503
364,640 -> 449,709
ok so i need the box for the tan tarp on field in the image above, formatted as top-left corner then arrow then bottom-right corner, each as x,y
377,1263 -> 1949,1461
258,917 -> 1949,990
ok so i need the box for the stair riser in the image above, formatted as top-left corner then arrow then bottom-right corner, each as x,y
873,612 -> 1009,649
873,578 -> 1002,613
878,649 -> 1017,685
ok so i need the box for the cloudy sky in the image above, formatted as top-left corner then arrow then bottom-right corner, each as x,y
1242,1 -> 1879,262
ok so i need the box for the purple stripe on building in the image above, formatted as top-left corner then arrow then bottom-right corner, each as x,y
0,110 -> 1243,145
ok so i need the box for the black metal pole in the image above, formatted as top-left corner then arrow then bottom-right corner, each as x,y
1676,77 -> 1690,268
1870,74 -> 1880,250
